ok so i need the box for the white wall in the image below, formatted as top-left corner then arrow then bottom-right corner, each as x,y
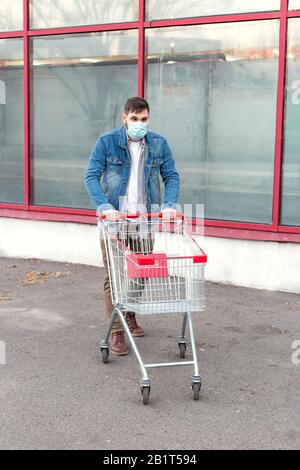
1,216 -> 300,294
0,217 -> 101,267
200,235 -> 300,294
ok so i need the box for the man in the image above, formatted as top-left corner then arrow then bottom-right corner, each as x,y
85,96 -> 180,356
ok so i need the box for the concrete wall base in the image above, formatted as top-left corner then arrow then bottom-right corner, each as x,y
1,217 -> 300,294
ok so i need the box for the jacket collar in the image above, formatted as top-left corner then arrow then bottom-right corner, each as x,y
118,126 -> 127,148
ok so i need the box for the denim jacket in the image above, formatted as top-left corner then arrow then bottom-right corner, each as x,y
85,126 -> 180,214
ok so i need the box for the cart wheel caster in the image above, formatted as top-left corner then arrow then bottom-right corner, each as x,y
179,342 -> 186,358
192,382 -> 201,400
141,386 -> 151,405
101,347 -> 109,364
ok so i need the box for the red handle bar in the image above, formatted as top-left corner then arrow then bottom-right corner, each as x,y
99,212 -> 184,221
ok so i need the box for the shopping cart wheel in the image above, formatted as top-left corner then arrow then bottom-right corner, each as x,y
192,381 -> 201,401
101,347 -> 109,364
141,386 -> 151,405
178,342 -> 186,359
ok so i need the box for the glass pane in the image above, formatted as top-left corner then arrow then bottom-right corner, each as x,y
146,21 -> 279,223
281,19 -> 300,226
0,39 -> 24,204
147,0 -> 280,20
30,0 -> 138,29
31,31 -> 138,209
289,0 -> 300,9
0,0 -> 23,32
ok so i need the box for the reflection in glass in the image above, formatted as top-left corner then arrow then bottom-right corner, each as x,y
289,0 -> 300,10
0,39 -> 23,204
30,0 -> 138,29
31,31 -> 138,208
281,19 -> 300,226
0,0 -> 23,32
147,0 -> 280,20
146,21 -> 279,223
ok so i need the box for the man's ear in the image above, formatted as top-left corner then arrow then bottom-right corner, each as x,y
121,112 -> 127,124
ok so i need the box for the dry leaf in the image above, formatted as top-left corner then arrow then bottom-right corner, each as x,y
53,271 -> 71,278
23,271 -> 71,285
0,291 -> 12,301
23,271 -> 51,285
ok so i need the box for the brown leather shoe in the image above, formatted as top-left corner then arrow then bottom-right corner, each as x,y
126,313 -> 144,337
109,331 -> 129,356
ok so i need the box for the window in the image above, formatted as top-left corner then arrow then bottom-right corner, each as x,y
281,19 -> 300,226
0,39 -> 24,204
30,31 -> 138,208
146,0 -> 280,21
146,21 -> 279,223
0,0 -> 23,32
30,0 -> 138,29
289,0 -> 300,10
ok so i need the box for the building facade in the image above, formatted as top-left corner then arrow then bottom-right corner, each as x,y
1,1 -> 300,292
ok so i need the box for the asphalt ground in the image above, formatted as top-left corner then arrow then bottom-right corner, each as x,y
0,257 -> 300,450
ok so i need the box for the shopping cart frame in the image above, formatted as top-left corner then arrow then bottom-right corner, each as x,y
99,212 -> 207,404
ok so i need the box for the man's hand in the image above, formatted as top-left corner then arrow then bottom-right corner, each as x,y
161,208 -> 181,221
102,209 -> 120,221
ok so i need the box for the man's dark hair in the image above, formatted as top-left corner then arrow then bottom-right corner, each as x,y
124,96 -> 150,114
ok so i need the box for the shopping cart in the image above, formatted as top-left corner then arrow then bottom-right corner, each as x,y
99,212 -> 207,404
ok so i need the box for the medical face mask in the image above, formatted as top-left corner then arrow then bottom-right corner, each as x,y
126,121 -> 148,140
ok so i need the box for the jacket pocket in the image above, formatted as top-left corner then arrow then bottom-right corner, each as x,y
106,155 -> 123,166
151,157 -> 163,168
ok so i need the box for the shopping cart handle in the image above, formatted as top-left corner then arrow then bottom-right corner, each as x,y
99,212 -> 184,221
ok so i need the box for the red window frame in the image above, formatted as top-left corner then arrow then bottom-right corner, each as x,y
1,0 -> 300,243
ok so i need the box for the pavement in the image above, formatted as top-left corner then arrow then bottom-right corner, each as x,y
0,257 -> 300,450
